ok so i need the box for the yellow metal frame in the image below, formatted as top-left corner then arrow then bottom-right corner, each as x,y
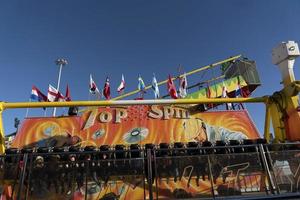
0,97 -> 268,154
0,50 -> 298,154
112,55 -> 241,100
264,100 -> 271,142
0,83 -> 299,154
0,103 -> 5,154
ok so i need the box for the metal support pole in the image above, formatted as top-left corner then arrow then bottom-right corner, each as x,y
17,153 -> 28,200
53,63 -> 63,116
53,58 -> 67,117
264,145 -> 281,195
147,149 -> 153,200
153,150 -> 159,200
85,159 -> 88,200
207,155 -> 216,198
258,144 -> 277,195
25,154 -> 34,200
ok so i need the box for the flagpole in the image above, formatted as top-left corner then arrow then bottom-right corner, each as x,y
53,58 -> 68,116
25,98 -> 31,118
44,108 -> 47,117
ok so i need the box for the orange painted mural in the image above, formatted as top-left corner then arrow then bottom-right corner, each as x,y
6,106 -> 263,200
11,105 -> 260,148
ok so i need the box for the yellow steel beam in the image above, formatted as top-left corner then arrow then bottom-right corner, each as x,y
2,97 -> 267,109
264,102 -> 271,142
112,55 -> 242,100
0,96 -> 267,154
0,103 -> 5,154
269,102 -> 286,143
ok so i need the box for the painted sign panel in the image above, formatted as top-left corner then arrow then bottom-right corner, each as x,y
11,105 -> 259,148
5,106 -> 263,200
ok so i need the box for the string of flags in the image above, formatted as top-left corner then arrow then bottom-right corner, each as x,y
29,73 -> 248,111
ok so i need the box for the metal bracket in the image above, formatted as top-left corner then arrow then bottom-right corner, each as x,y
282,80 -> 300,97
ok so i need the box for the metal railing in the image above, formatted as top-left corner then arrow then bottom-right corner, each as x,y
0,143 -> 300,199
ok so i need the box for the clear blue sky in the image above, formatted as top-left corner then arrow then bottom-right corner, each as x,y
0,0 -> 300,135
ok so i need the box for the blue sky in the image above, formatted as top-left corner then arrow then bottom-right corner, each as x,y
0,0 -> 300,135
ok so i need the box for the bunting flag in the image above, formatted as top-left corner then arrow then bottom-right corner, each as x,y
235,76 -> 249,98
206,83 -> 213,109
151,74 -> 160,99
222,82 -> 232,110
65,84 -> 71,101
48,84 -> 58,102
117,74 -> 125,93
47,84 -> 64,102
30,86 -> 47,102
138,75 -> 146,92
89,74 -> 100,94
103,77 -> 111,100
179,73 -> 187,98
167,75 -> 178,99
235,76 -> 245,109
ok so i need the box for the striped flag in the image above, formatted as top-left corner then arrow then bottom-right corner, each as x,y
65,84 -> 71,101
151,74 -> 160,99
103,77 -> 111,99
138,75 -> 146,92
47,84 -> 64,102
235,76 -> 249,97
206,83 -> 213,109
179,73 -> 187,98
117,74 -> 125,93
30,86 -> 47,102
167,75 -> 178,99
235,76 -> 246,109
89,74 -> 100,94
235,78 -> 242,97
222,82 -> 232,110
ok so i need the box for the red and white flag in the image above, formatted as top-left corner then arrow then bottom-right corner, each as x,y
222,82 -> 232,110
103,77 -> 111,99
117,74 -> 125,93
89,74 -> 100,94
48,84 -> 64,102
65,84 -> 71,101
30,86 -> 47,102
206,83 -> 213,109
167,75 -> 178,99
179,73 -> 187,98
